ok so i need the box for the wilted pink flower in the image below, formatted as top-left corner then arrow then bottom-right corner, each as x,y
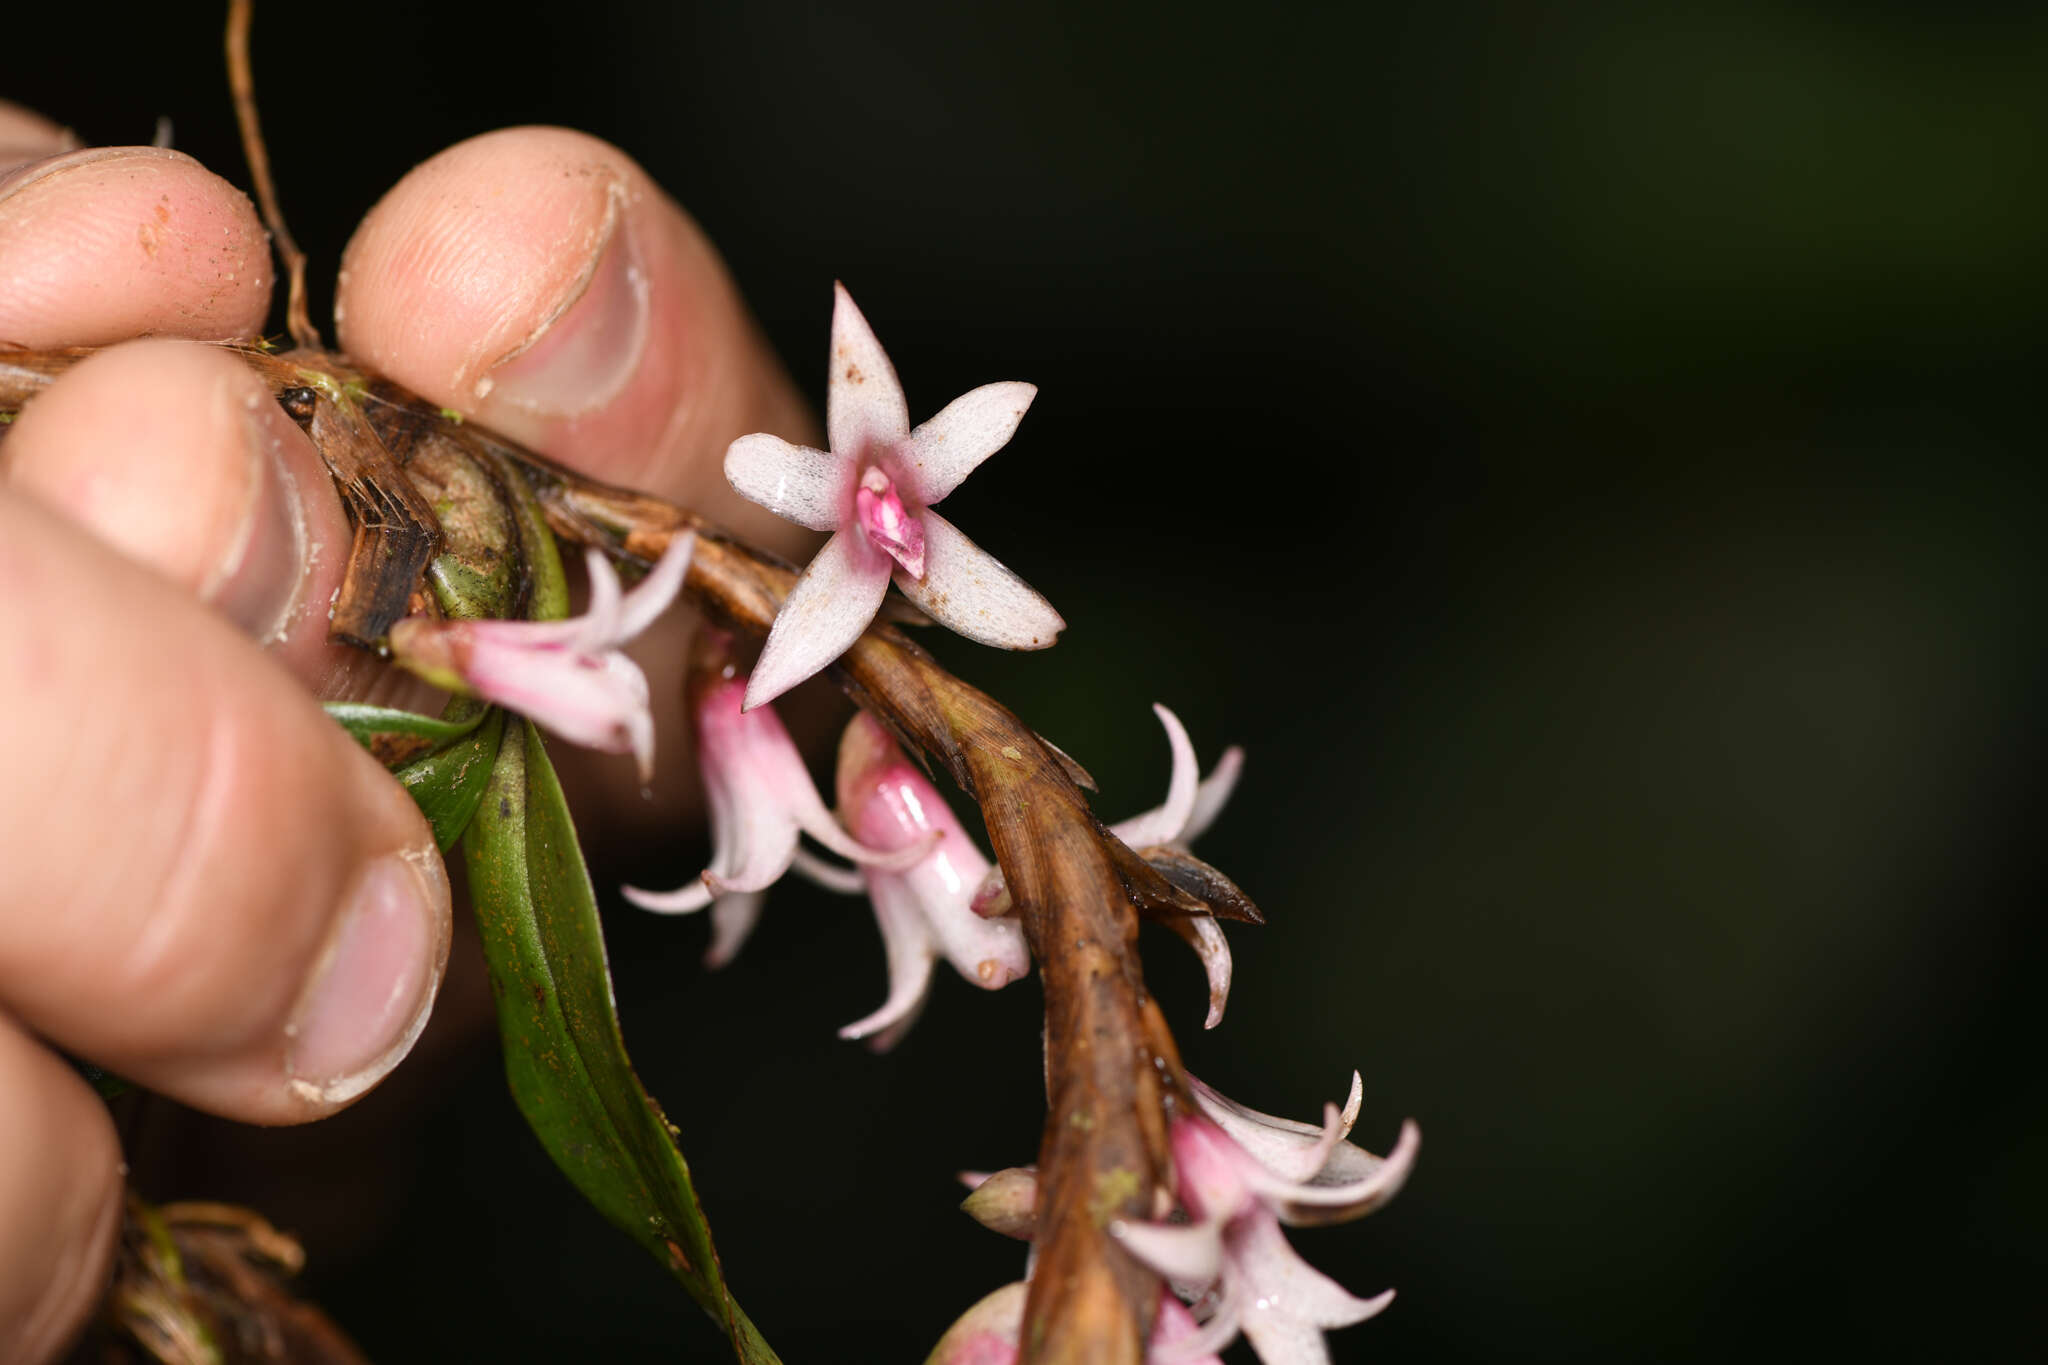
925,1282 -> 1222,1365
1110,1074 -> 1421,1365
816,712 -> 1032,1049
621,632 -> 926,966
388,535 -> 695,781
971,704 -> 1244,1028
725,283 -> 1064,710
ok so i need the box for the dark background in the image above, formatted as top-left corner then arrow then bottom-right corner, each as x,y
16,1 -> 2046,1360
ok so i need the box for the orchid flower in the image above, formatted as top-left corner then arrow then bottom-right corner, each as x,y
816,712 -> 1032,1049
926,1281 -> 1223,1365
960,1074 -> 1417,1363
971,704 -> 1245,1028
1110,1074 -> 1421,1365
388,534 -> 694,782
725,284 -> 1065,710
620,631 -> 928,967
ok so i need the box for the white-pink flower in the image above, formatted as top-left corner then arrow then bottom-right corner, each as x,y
725,283 -> 1065,710
925,1282 -> 1222,1365
971,704 -> 1244,1028
812,712 -> 1033,1049
1110,1074 -> 1421,1365
387,534 -> 695,781
620,631 -> 926,967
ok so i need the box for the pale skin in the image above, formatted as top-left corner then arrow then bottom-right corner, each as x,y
0,100 -> 819,1361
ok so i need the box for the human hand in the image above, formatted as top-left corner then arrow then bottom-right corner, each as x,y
0,101 -> 813,1361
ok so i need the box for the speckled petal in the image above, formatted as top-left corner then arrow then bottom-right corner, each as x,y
902,380 -> 1038,505
744,529 -> 893,710
891,511 -> 1063,650
827,282 -> 909,456
726,434 -> 853,532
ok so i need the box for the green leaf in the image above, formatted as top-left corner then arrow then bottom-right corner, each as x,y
462,718 -> 778,1364
325,700 -> 485,749
394,707 -> 505,852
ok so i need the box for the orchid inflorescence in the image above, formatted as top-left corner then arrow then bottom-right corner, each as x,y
392,284 -> 1416,1363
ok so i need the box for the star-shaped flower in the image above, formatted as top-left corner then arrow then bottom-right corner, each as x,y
388,534 -> 695,781
621,630 -> 929,966
726,283 -> 1065,710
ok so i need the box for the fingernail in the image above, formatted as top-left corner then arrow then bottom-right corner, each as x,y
285,849 -> 450,1105
203,375 -> 309,642
478,196 -> 649,418
0,144 -> 176,206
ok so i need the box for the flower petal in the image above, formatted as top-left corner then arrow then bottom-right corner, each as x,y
1110,704 -> 1200,849
902,380 -> 1038,505
726,434 -> 853,532
580,547 -> 625,644
789,847 -> 868,894
1232,1215 -> 1395,1331
839,876 -> 937,1047
744,529 -> 893,709
1183,745 -> 1246,844
891,511 -> 1063,650
1189,1073 -> 1358,1173
786,774 -> 940,872
1109,1217 -> 1226,1286
1270,1120 -> 1420,1227
827,282 -> 909,456
1163,912 -> 1232,1030
620,878 -> 714,915
615,531 -> 697,638
926,1282 -> 1027,1365
704,889 -> 767,969
1154,1289 -> 1236,1365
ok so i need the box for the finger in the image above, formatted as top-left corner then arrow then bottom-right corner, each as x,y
0,1015 -> 122,1365
334,126 -> 815,548
0,490 -> 451,1123
0,338 -> 431,707
0,100 -> 74,166
0,138 -> 271,347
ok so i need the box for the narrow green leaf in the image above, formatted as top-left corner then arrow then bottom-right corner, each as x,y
324,700 -> 484,749
462,718 -> 779,1364
394,707 -> 505,852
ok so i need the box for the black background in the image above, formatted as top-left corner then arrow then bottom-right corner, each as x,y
12,2 -> 2045,1360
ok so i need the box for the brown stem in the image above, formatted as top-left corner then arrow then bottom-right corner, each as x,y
225,0 -> 318,351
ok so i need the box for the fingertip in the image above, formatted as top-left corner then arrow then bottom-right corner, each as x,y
335,127 -> 813,534
0,146 -> 270,346
0,101 -> 75,167
1,339 -> 353,673
0,1020 -> 122,1365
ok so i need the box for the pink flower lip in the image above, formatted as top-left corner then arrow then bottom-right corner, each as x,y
855,464 -> 926,579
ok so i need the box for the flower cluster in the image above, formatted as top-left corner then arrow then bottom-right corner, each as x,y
390,285 -> 1419,1363
624,639 -> 1029,1048
956,1075 -> 1419,1365
620,629 -> 933,966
